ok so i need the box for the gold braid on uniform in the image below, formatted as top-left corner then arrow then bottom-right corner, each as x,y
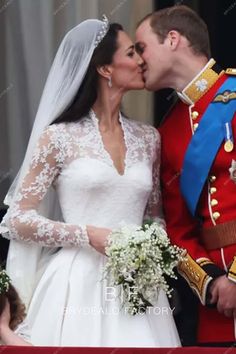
177,253 -> 213,305
228,256 -> 236,283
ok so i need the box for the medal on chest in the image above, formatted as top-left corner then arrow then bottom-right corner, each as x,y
224,122 -> 234,152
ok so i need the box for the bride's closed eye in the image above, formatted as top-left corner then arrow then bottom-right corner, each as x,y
127,51 -> 135,57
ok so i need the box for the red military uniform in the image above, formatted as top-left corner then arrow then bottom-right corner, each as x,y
159,59 -> 236,343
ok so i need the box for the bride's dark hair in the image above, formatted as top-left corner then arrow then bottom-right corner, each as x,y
52,23 -> 123,125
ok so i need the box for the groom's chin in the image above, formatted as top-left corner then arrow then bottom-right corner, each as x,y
144,83 -> 154,91
144,79 -> 160,91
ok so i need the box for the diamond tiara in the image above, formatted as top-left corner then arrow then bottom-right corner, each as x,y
94,14 -> 110,47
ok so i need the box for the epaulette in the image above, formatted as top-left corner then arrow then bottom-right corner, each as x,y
226,68 -> 236,76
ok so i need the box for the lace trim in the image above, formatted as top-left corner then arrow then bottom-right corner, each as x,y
2,115 -> 163,245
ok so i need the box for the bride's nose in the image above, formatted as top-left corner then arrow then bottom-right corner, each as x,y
137,55 -> 144,66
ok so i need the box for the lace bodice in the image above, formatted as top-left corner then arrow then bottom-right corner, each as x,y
2,111 -> 164,247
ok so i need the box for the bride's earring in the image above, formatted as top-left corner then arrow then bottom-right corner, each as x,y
108,77 -> 112,88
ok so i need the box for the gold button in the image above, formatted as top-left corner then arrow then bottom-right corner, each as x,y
209,175 -> 216,182
210,187 -> 217,194
191,111 -> 199,120
213,212 -> 220,220
193,123 -> 199,131
211,199 -> 218,207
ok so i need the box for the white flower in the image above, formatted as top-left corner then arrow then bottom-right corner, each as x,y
229,159 -> 236,183
195,78 -> 208,92
0,269 -> 10,295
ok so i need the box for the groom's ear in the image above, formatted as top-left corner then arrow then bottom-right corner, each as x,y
97,65 -> 113,79
166,30 -> 181,50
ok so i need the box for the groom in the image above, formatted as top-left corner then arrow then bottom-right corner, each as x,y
136,5 -> 236,346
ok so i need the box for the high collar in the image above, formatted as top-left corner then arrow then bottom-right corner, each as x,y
177,59 -> 225,105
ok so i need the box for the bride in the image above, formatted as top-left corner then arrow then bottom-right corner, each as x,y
0,16 -> 180,347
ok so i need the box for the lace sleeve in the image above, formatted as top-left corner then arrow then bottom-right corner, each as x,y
144,129 -> 166,229
2,126 -> 89,247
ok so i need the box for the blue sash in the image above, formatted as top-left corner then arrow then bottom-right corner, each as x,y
180,77 -> 236,216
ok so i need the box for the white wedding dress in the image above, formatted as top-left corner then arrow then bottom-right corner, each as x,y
3,111 -> 180,347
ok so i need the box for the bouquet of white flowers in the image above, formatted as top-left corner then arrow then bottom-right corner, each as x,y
104,222 -> 185,315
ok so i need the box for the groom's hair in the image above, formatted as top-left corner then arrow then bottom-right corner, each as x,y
139,5 -> 211,59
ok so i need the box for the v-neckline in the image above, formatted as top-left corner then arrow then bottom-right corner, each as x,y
89,109 -> 128,176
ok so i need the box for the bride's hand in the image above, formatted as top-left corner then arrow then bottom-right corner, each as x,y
86,226 -> 111,255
